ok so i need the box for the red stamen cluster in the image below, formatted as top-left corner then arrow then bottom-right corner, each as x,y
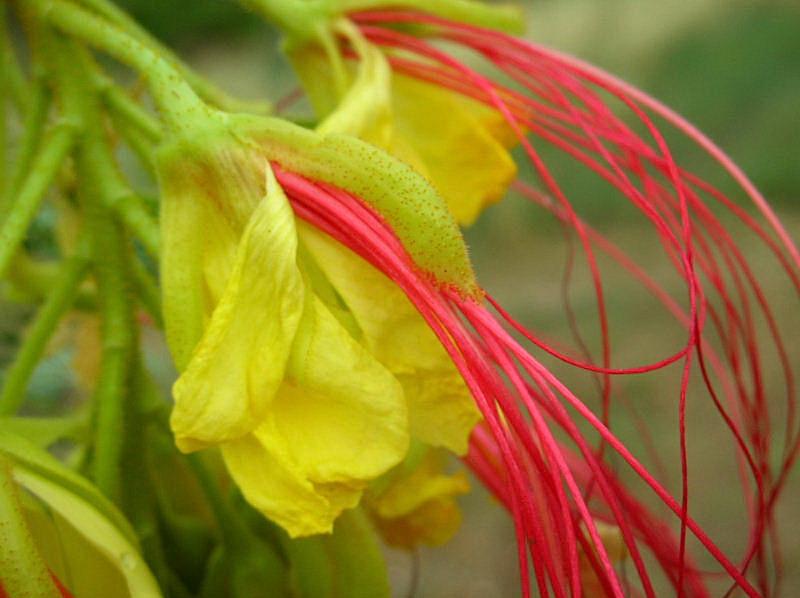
277,10 -> 798,597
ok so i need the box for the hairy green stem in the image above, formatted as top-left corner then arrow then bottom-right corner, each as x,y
85,202 -> 134,502
0,11 -> 29,114
0,122 -> 78,279
75,0 -> 270,114
2,78 -> 51,210
98,78 -> 162,143
186,453 -> 245,549
36,0 -> 214,133
48,33 -> 136,501
0,243 -> 90,416
340,0 -> 524,32
0,457 -> 61,598
245,0 -> 524,38
77,123 -> 160,256
113,116 -> 158,175
131,256 -> 163,328
0,5 -> 7,199
105,189 -> 159,258
121,359 -> 172,592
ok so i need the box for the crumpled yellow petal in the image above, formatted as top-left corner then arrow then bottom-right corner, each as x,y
263,294 -> 408,482
222,434 -> 363,538
299,224 -> 480,455
388,74 -> 518,225
222,295 -> 408,537
317,20 -> 393,148
293,28 -> 517,226
368,447 -> 469,548
171,168 -> 305,452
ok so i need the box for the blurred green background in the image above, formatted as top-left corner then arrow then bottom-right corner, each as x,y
4,0 -> 799,595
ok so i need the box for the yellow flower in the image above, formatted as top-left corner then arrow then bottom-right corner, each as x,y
366,444 -> 470,548
159,140 -> 409,536
580,521 -> 628,595
291,20 -> 518,225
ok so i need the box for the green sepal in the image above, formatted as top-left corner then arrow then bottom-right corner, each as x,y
156,112 -> 478,298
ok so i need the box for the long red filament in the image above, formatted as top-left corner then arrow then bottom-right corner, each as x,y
269,9 -> 799,596
276,167 -> 771,597
339,11 -> 797,596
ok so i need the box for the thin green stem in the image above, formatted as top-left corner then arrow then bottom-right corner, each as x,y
35,0 -> 214,133
98,78 -> 162,143
47,33 -> 136,501
131,256 -> 163,328
0,456 -> 61,598
121,359 -> 172,592
109,113 -> 158,175
0,4 -> 7,199
0,122 -> 78,279
0,15 -> 29,115
340,0 -> 524,32
104,189 -> 159,258
75,0 -> 270,114
245,0 -> 524,38
85,203 -> 134,502
241,0 -> 331,42
76,121 -> 160,256
0,242 -> 90,416
186,453 -> 245,549
2,77 -> 51,210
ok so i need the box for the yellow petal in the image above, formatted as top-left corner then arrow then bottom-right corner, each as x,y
317,21 -> 393,148
171,167 -> 305,452
222,434 -> 363,538
300,224 -> 480,455
221,295 -> 408,538
368,448 -> 469,548
390,74 -> 518,225
263,294 -> 408,483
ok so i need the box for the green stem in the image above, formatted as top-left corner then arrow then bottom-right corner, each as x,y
0,122 -> 78,279
121,359 -> 172,592
0,457 -> 61,598
104,189 -> 159,258
76,121 -> 160,256
47,33 -> 137,501
75,0 -> 270,114
0,5 -> 7,200
98,78 -> 163,143
340,0 -> 524,32
2,77 -> 51,210
0,14 -> 29,115
186,453 -> 245,549
242,0 -> 331,42
86,210 -> 134,501
36,0 -> 215,133
108,111 -> 158,175
246,0 -> 524,38
0,243 -> 90,416
131,256 -> 163,328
